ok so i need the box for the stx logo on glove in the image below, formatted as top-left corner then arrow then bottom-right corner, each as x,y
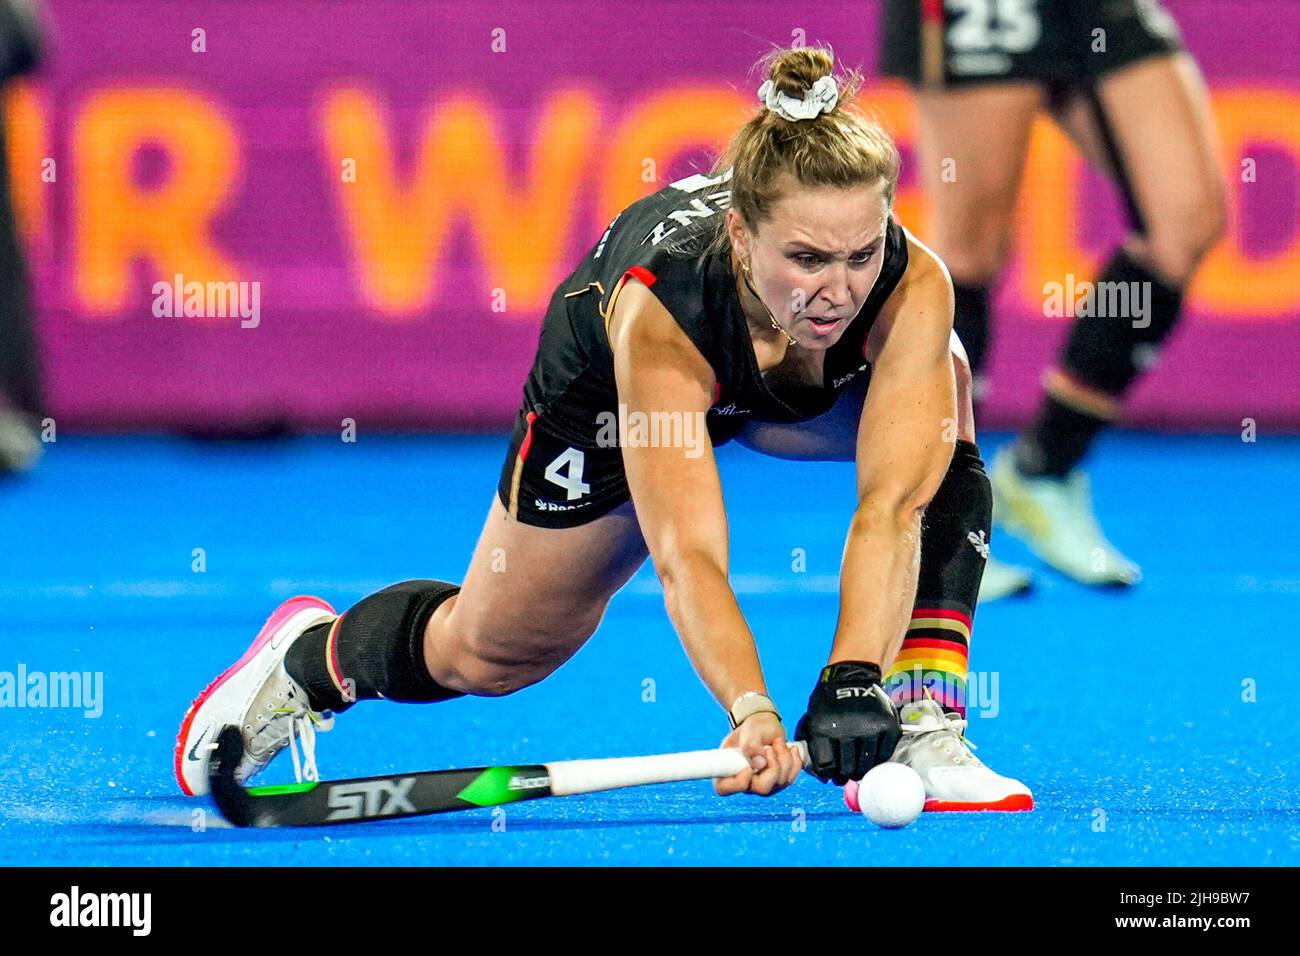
835,686 -> 873,699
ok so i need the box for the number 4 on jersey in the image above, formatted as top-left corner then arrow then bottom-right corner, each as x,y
544,447 -> 591,501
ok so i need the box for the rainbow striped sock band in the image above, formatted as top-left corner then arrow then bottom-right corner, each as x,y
884,607 -> 971,718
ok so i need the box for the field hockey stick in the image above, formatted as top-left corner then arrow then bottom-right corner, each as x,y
208,725 -> 812,827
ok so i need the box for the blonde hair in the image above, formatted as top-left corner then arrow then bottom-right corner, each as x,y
702,45 -> 900,257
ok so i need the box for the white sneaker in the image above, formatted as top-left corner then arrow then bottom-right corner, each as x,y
175,596 -> 338,796
990,448 -> 1141,587
0,408 -> 41,475
889,697 -> 1033,811
978,556 -> 1034,603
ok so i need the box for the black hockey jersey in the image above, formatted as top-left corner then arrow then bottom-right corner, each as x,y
520,168 -> 907,448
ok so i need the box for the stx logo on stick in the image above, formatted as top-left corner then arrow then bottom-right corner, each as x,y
325,778 -> 417,820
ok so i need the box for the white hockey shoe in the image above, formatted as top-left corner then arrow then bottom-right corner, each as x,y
887,697 -> 1033,811
175,595 -> 338,796
978,556 -> 1034,603
990,448 -> 1141,587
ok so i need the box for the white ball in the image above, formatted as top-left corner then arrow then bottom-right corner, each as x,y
857,763 -> 925,828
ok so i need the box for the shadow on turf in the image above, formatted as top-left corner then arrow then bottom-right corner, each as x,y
73,797 -> 1300,848
76,798 -> 879,841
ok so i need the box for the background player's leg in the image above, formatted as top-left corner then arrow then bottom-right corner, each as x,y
1058,54 -> 1225,288
915,83 -> 1044,409
994,53 -> 1226,585
911,85 -> 1043,601
0,89 -> 44,475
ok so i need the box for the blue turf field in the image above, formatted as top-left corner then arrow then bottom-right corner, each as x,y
1,432 -> 1297,865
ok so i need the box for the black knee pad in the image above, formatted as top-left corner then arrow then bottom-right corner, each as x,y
341,580 -> 462,703
1060,248 -> 1184,395
917,440 -> 991,616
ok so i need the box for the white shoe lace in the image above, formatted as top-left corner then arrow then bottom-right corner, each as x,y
895,691 -> 1035,805
899,693 -> 982,766
278,707 -> 328,783
243,670 -> 333,784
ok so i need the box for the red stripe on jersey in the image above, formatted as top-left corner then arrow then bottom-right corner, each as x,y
921,0 -> 943,23
518,411 -> 538,462
713,382 -> 722,404
625,265 -> 657,287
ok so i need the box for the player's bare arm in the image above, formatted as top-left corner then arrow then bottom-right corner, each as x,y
609,279 -> 802,797
831,232 -> 957,669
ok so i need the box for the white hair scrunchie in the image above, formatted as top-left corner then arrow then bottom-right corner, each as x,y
756,75 -> 839,122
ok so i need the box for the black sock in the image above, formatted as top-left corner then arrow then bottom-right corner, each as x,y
918,439 -> 991,618
1015,396 -> 1108,479
284,580 -> 465,712
952,282 -> 991,413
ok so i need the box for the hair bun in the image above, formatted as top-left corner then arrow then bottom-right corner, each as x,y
765,46 -> 836,99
